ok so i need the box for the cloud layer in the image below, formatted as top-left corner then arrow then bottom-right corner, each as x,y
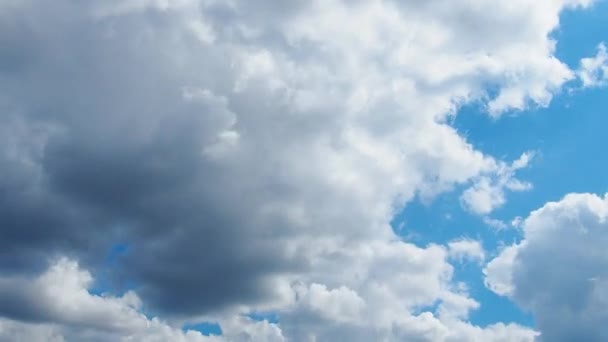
0,0 -> 601,340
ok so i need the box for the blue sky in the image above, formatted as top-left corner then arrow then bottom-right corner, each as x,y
1,1 -> 608,341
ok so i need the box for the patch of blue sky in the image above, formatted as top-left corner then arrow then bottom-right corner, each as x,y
392,1 -> 608,329
246,311 -> 280,324
89,242 -> 132,296
182,321 -> 222,336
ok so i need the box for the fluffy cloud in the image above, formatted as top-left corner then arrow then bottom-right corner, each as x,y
0,258 -> 280,342
485,193 -> 608,341
0,257 -> 535,342
0,0 -> 598,340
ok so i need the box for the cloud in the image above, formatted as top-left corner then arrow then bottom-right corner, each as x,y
484,245 -> 519,297
0,258 -> 278,342
0,0 -> 595,340
461,152 -> 534,215
482,217 -> 509,230
448,239 -> 486,263
578,43 -> 608,87
0,256 -> 536,342
485,193 -> 608,341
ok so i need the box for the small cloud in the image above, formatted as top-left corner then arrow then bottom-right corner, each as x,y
511,216 -> 524,229
448,239 -> 485,264
460,152 -> 535,216
577,43 -> 608,88
483,217 -> 508,231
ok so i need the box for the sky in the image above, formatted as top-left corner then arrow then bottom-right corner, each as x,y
1,1 -> 608,341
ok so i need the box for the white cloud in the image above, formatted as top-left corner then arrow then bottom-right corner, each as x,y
448,239 -> 486,263
485,193 -> 608,341
484,245 -> 519,297
578,43 -> 608,87
293,283 -> 366,324
461,152 -> 534,215
483,217 -> 509,230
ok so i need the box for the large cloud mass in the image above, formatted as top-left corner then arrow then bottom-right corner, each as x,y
0,0 -> 597,340
485,193 -> 608,342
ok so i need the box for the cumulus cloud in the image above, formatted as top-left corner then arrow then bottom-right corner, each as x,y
0,256 -> 536,342
0,258 -> 280,342
0,0 -> 595,340
485,193 -> 608,341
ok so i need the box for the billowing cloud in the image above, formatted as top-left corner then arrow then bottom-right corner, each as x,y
0,258 -> 279,342
0,0 -> 598,340
485,193 -> 608,341
0,257 -> 536,342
